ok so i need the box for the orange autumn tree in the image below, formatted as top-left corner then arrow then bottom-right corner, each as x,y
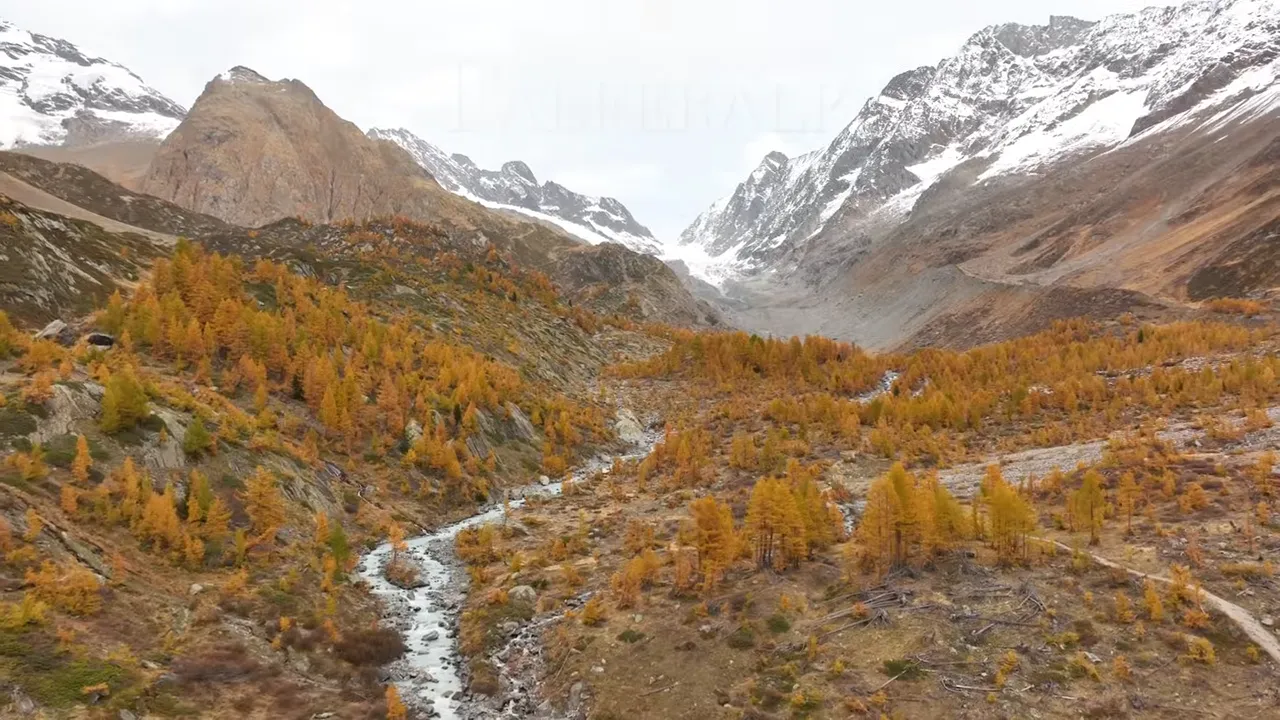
242,467 -> 287,547
1071,469 -> 1107,545
856,463 -> 966,575
688,495 -> 736,591
71,435 -> 92,484
981,466 -> 1036,565
744,477 -> 807,571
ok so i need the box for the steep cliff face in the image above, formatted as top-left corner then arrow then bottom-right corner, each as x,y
369,127 -> 662,255
140,67 -> 452,228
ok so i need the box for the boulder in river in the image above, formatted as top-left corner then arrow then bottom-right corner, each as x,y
614,409 -> 645,445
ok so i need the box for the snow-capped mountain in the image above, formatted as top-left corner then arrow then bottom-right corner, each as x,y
369,127 -> 662,255
680,0 -> 1280,282
0,19 -> 185,148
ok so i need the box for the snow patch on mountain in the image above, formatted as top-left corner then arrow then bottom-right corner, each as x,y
369,127 -> 662,255
980,89 -> 1148,179
0,19 -> 185,147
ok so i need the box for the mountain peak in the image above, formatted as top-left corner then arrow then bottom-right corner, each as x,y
501,160 -> 537,185
216,66 -> 270,84
142,71 -> 450,227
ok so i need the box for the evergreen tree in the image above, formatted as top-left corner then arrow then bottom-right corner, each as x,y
183,417 -> 214,456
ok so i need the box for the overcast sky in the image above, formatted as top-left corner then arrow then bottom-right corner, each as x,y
5,0 -> 1169,240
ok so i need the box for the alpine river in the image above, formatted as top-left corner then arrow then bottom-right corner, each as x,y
358,428 -> 660,719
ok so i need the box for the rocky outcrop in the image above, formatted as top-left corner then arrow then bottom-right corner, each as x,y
552,243 -> 722,327
140,67 -> 451,228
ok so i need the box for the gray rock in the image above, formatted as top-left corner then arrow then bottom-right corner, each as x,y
538,476 -> 551,487
507,403 -> 537,442
509,585 -> 538,606
34,319 -> 74,345
10,688 -> 36,716
119,711 -> 139,720
405,419 -> 424,444
189,583 -> 205,596
1263,616 -> 1274,627
425,630 -> 440,642
567,681 -> 585,715
614,409 -> 645,445
30,383 -> 100,443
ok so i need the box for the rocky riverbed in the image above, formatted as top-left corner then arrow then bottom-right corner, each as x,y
358,420 -> 660,719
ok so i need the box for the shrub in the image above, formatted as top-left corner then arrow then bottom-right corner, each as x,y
881,659 -> 924,680
1180,636 -> 1216,665
172,644 -> 264,684
766,613 -> 792,634
1205,298 -> 1266,315
469,660 -> 500,695
727,625 -> 756,649
617,629 -> 645,644
385,558 -> 421,589
335,627 -> 406,666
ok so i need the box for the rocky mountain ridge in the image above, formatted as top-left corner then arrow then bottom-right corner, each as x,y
680,0 -> 1280,282
369,127 -> 662,255
0,19 -> 185,148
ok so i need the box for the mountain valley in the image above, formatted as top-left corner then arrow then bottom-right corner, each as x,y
0,1 -> 1277,719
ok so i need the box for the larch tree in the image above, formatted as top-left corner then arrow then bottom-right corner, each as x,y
100,367 -> 149,433
183,417 -> 214,457
71,435 -> 92,484
1072,470 -> 1107,545
688,495 -> 736,591
204,496 -> 232,543
385,685 -> 407,720
984,471 -> 1036,565
1116,471 -> 1140,534
242,467 -> 287,546
857,474 -> 904,575
186,470 -> 213,526
745,477 -> 807,571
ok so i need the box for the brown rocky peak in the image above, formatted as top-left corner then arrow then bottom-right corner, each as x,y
141,67 -> 444,228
